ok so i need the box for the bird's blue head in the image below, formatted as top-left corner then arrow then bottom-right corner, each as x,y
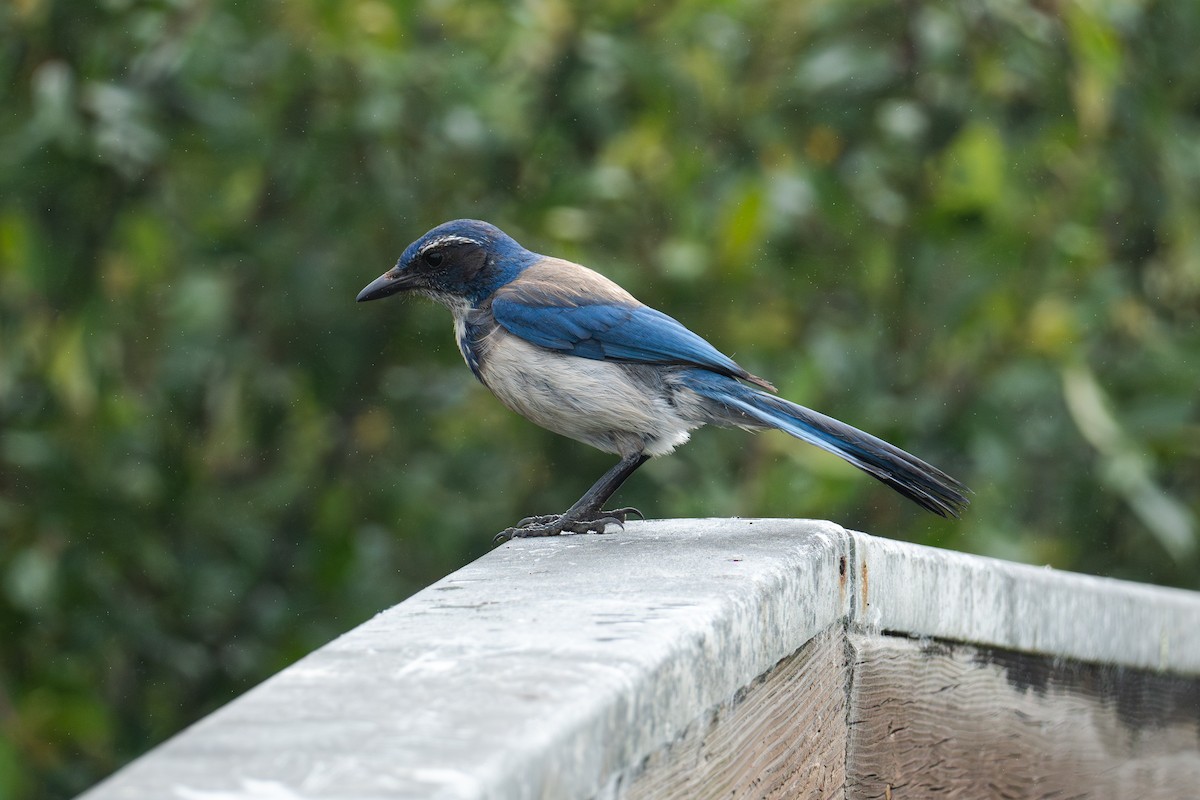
356,219 -> 538,308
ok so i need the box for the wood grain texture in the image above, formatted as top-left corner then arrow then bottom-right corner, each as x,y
618,625 -> 850,800
846,633 -> 1200,800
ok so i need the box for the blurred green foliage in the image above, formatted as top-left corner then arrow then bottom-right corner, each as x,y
2,0 -> 1199,796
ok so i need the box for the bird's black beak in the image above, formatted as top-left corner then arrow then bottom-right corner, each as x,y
356,267 -> 419,302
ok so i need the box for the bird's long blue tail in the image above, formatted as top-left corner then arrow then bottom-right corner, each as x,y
680,372 -> 969,517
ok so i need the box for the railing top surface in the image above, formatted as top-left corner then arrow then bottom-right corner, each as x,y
81,519 -> 1200,800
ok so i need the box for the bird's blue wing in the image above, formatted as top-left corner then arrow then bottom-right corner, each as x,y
491,261 -> 774,388
492,299 -> 736,369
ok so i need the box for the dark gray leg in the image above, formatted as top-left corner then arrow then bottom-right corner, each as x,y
493,453 -> 650,544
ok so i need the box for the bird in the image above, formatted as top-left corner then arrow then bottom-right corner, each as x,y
357,219 -> 969,543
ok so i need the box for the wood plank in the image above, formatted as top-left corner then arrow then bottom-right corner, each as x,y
619,625 -> 850,800
846,633 -> 1200,799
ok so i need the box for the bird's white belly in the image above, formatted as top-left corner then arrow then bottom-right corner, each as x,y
476,330 -> 694,456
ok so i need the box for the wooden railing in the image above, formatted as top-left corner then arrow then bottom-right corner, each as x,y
80,519 -> 1200,799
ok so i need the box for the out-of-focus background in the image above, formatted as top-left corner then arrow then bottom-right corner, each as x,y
2,1 -> 1198,796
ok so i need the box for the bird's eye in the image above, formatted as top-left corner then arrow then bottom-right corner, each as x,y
424,251 -> 444,267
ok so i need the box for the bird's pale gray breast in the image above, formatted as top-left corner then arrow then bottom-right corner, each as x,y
467,319 -> 696,457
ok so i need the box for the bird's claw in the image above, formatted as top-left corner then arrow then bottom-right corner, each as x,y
514,507 -> 643,528
492,516 -> 620,545
515,513 -> 559,527
493,506 -> 644,545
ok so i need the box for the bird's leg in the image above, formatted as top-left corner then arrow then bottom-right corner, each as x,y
494,453 -> 649,544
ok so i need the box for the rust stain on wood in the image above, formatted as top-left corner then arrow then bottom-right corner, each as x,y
839,555 -> 848,604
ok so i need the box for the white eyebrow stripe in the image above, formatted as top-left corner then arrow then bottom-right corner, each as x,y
419,235 -> 478,254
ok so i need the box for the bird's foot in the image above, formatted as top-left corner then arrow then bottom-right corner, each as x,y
493,507 -> 643,545
514,507 -> 643,528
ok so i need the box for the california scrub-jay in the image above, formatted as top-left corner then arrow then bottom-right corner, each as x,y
358,219 -> 968,542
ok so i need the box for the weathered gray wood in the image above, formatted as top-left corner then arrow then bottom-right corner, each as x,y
845,632 -> 1200,799
621,625 -> 1200,800
620,625 -> 849,800
77,519 -> 1200,800
81,519 -> 852,800
850,533 -> 1200,671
